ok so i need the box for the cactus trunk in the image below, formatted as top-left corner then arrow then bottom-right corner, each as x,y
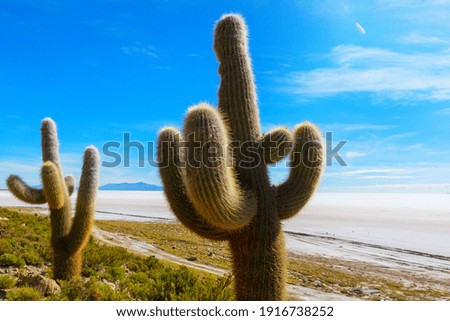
227,158 -> 286,299
229,180 -> 287,300
230,229 -> 286,300
52,249 -> 82,280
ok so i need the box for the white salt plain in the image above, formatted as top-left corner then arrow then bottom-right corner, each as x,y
1,190 -> 449,273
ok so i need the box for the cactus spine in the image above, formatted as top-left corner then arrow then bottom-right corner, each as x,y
7,118 -> 99,280
158,14 -> 324,300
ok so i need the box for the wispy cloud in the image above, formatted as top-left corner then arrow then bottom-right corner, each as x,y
186,53 -> 201,58
376,0 -> 450,9
345,151 -> 366,158
340,168 -> 406,176
355,22 -> 366,35
0,160 -> 41,189
400,32 -> 448,45
385,143 -> 425,152
436,107 -> 450,115
122,45 -> 159,59
286,45 -> 450,101
100,166 -> 161,187
325,123 -> 395,131
382,131 -> 422,142
131,120 -> 180,132
325,168 -> 408,178
0,161 -> 40,173
360,175 -> 414,179
85,19 -> 142,40
356,183 -> 450,191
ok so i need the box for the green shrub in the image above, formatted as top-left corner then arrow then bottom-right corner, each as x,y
0,239 -> 14,255
105,266 -> 126,282
0,208 -> 51,266
83,239 -> 137,271
0,275 -> 16,289
127,255 -> 161,273
121,266 -> 233,301
22,247 -> 45,266
81,267 -> 98,278
0,253 -> 26,267
128,271 -> 149,284
58,279 -> 127,301
5,287 -> 42,301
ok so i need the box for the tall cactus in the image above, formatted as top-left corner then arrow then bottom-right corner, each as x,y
7,118 -> 99,280
158,14 -> 324,300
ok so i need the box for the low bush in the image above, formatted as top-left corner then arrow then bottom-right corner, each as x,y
0,275 -> 16,289
0,253 -> 25,268
5,287 -> 42,301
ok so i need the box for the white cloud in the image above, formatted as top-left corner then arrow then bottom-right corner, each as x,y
436,107 -> 450,115
326,168 -> 406,177
360,175 -> 414,179
381,131 -> 422,142
401,32 -> 448,45
345,151 -> 366,158
131,120 -> 179,132
385,143 -> 425,152
377,0 -> 450,9
345,168 -> 403,175
122,45 -> 159,59
325,123 -> 395,131
358,183 -> 450,190
287,45 -> 450,101
355,22 -> 366,35
99,166 -> 161,187
329,167 -> 435,178
0,161 -> 40,173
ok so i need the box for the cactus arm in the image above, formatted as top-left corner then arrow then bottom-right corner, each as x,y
41,118 -> 60,165
66,147 -> 99,253
158,127 -> 230,240
41,161 -> 66,210
274,123 -> 324,220
6,175 -> 46,204
41,161 -> 72,250
64,175 -> 76,196
261,127 -> 293,165
214,14 -> 261,144
41,119 -> 75,196
39,119 -> 74,249
183,104 -> 257,231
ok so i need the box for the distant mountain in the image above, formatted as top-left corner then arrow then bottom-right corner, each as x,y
99,182 -> 163,191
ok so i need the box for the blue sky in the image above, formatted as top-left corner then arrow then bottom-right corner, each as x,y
1,0 -> 450,193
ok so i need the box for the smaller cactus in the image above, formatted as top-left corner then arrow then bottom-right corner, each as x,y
7,118 -> 99,280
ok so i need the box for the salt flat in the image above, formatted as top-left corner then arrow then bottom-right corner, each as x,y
1,190 -> 449,276
285,193 -> 450,258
